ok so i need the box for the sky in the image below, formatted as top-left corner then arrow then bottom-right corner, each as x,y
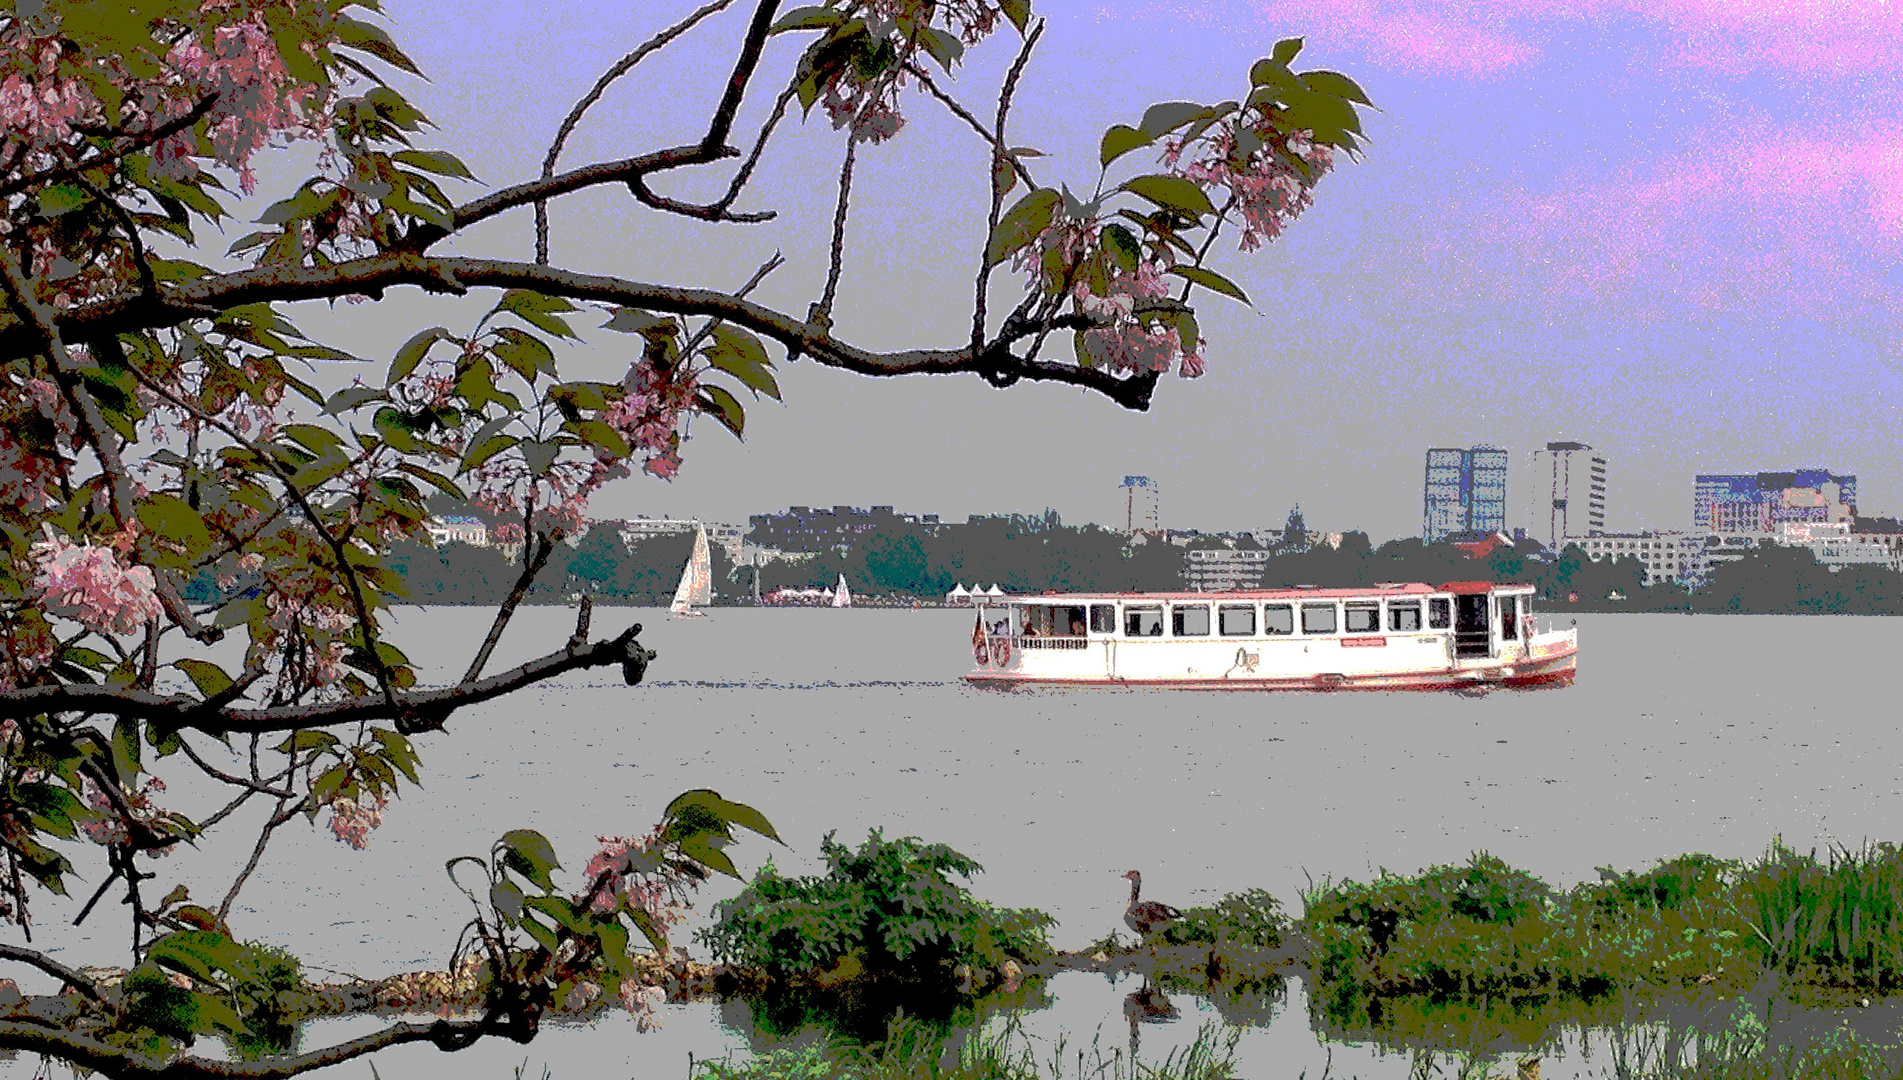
270,0 -> 1903,542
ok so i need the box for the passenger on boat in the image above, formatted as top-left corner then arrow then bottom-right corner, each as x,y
1021,618 -> 1037,637
1069,613 -> 1087,636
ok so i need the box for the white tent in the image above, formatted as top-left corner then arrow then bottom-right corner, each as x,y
946,583 -> 971,604
985,584 -> 1006,597
833,574 -> 852,608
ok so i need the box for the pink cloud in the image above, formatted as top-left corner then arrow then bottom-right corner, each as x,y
1447,125 -> 1903,320
1216,0 -> 1540,76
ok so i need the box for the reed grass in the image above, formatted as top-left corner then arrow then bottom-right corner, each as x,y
689,1014 -> 1240,1080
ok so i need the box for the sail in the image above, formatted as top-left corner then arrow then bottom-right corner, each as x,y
832,573 -> 852,608
669,525 -> 713,615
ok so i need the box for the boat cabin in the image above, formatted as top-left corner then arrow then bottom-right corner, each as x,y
970,581 -> 1572,689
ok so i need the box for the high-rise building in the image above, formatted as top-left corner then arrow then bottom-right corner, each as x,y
1692,470 -> 1856,535
1423,446 -> 1509,543
1530,441 -> 1607,548
1121,475 -> 1159,534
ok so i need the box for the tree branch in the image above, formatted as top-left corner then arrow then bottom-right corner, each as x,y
39,254 -> 1161,407
0,622 -> 654,736
0,944 -> 104,1003
971,21 -> 1043,359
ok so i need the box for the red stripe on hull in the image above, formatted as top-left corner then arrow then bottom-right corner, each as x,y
963,653 -> 1577,692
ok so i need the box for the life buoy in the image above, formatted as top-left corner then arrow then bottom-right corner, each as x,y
974,640 -> 990,666
993,636 -> 1012,666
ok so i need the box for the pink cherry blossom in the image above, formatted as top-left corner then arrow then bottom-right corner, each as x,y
327,792 -> 388,850
618,981 -> 665,1031
30,531 -> 162,637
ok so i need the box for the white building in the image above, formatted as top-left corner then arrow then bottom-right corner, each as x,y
615,517 -> 747,562
1774,521 -> 1897,572
1529,442 -> 1606,549
1120,475 -> 1159,535
1567,531 -> 1696,587
425,515 -> 489,547
1183,549 -> 1273,592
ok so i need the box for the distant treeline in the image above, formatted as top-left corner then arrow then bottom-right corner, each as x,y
381,519 -> 1903,616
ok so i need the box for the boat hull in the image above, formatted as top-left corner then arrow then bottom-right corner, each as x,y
964,648 -> 1575,691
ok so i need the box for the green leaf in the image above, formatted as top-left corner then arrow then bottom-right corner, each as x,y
37,183 -> 88,218
1165,264 -> 1252,305
492,327 -> 556,382
135,493 -> 213,550
323,386 -> 386,416
696,385 -> 746,440
1138,101 -> 1213,140
1101,224 -> 1141,272
1099,124 -> 1153,170
563,419 -> 630,458
665,789 -> 783,844
985,188 -> 1060,268
1272,36 -> 1303,65
490,879 -> 525,924
396,462 -> 468,501
771,5 -> 845,33
999,0 -> 1031,33
274,730 -> 341,756
282,423 -> 347,457
919,26 -> 964,70
333,14 -> 423,75
1250,56 -> 1297,90
462,432 -> 519,472
173,659 -> 233,699
495,290 -> 579,340
519,438 -> 560,477
499,829 -> 561,892
1119,174 -> 1217,218
1299,69 -> 1373,106
679,835 -> 740,880
702,326 -> 780,400
387,327 -> 454,386
392,148 -> 477,180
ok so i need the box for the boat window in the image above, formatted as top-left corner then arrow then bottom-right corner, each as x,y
1262,604 -> 1294,635
1427,598 -> 1451,629
1062,606 -> 1088,637
1123,605 -> 1164,637
1301,604 -> 1337,635
1498,595 -> 1517,639
1344,601 -> 1380,633
1089,604 -> 1116,634
1388,602 -> 1422,631
1172,604 -> 1211,637
1218,605 -> 1256,636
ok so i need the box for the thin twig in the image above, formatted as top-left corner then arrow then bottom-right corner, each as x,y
680,250 -> 785,357
536,0 -> 742,264
710,79 -> 799,214
815,139 -> 857,327
971,21 -> 1043,360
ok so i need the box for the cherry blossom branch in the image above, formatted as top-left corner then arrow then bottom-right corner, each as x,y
460,528 -> 562,685
0,1012 -> 511,1079
42,254 -> 1163,408
971,21 -> 1043,359
0,248 -> 219,644
710,78 -> 798,215
0,944 -> 104,1003
679,250 -> 785,357
814,139 -> 857,330
0,95 -> 218,201
0,622 -> 652,736
536,0 -> 742,264
704,0 -> 783,152
906,58 -> 1037,194
219,784 -> 295,923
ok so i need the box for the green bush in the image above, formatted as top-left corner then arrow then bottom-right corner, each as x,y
1735,839 -> 1903,988
1158,889 -> 1287,952
699,830 -> 1054,983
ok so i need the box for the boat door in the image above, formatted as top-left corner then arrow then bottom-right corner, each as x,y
1088,602 -> 1118,679
1454,594 -> 1493,658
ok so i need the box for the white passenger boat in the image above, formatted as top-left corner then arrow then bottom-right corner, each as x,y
965,582 -> 1577,690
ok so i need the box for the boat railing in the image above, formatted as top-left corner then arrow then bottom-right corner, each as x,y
1002,635 -> 1088,651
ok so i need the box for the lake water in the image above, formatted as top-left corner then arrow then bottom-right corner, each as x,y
15,608 -> 1903,1078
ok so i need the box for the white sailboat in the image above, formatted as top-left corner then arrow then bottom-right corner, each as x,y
832,573 -> 852,608
668,524 -> 713,618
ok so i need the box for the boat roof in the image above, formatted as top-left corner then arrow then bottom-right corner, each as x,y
991,582 -> 1534,604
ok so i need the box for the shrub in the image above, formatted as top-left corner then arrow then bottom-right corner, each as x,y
699,830 -> 1054,984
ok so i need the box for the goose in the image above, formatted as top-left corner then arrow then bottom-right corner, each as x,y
1122,870 -> 1183,938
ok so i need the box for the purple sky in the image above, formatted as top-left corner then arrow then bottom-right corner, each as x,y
287,0 -> 1903,540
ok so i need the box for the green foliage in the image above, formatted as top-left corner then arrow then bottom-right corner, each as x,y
118,931 -> 305,1056
1735,839 -> 1903,988
1158,888 -> 1288,951
699,830 -> 1054,983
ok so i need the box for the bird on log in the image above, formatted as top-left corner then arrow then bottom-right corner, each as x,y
1122,870 -> 1184,939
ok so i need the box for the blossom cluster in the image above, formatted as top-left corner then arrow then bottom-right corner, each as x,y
1017,220 -> 1203,378
620,981 -> 665,1032
156,10 -> 329,193
1166,122 -> 1335,252
29,530 -> 162,637
79,776 -> 171,851
327,791 -> 388,850
580,830 -> 696,940
603,358 -> 699,481
816,1 -> 1012,144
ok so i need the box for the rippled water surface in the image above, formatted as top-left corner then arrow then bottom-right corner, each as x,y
17,608 -> 1903,1078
